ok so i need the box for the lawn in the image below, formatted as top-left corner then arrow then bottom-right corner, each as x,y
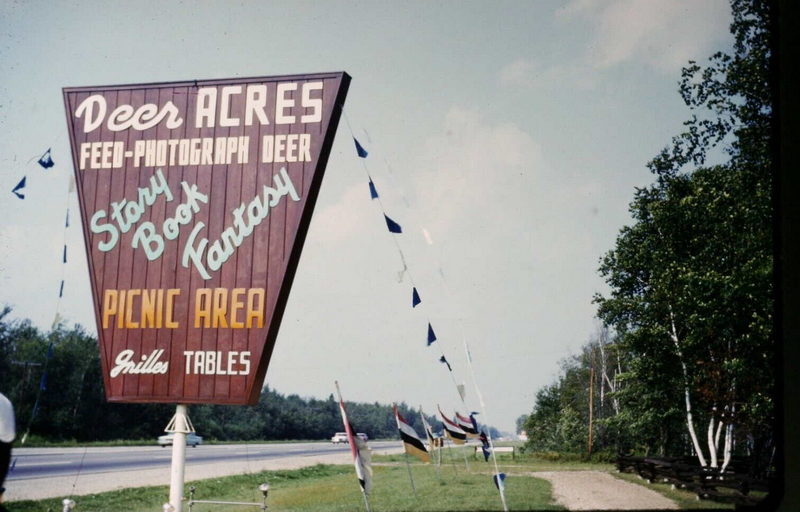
7,460 -> 563,512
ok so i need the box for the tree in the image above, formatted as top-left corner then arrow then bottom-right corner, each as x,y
595,0 -> 773,471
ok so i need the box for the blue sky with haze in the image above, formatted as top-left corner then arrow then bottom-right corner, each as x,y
0,0 -> 733,433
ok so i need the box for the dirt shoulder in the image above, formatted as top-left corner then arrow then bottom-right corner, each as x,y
533,470 -> 678,510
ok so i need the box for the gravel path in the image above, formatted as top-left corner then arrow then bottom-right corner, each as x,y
533,470 -> 678,510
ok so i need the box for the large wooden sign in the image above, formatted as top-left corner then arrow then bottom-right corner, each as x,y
63,72 -> 350,404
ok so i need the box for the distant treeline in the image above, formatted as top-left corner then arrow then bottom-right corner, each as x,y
0,308 -> 498,442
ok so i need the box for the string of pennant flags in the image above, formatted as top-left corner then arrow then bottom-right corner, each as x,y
343,113 -> 509,510
13,125 -> 510,507
10,147 -> 74,444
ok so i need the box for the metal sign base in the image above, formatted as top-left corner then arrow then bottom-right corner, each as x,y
165,405 -> 194,512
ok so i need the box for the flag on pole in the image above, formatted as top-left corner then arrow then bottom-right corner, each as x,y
336,383 -> 373,495
493,473 -> 507,490
420,411 -> 444,450
438,405 -> 467,444
455,412 -> 479,437
479,431 -> 491,461
394,405 -> 430,463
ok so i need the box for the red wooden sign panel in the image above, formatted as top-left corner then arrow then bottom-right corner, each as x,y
63,72 -> 350,404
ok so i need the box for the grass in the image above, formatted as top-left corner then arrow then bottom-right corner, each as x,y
375,445 -> 615,473
17,445 -> 762,511
610,471 -> 738,509
7,462 -> 563,512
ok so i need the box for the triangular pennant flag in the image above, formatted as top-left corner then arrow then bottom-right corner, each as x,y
384,214 -> 402,234
368,179 -> 379,199
68,175 -> 76,193
457,383 -> 466,401
427,323 -> 437,346
493,473 -> 507,490
11,176 -> 26,199
38,148 -> 54,169
65,209 -> 70,228
354,137 -> 368,158
63,244 -> 68,263
47,342 -> 55,359
439,355 -> 452,371
412,287 -> 421,308
59,280 -> 64,298
64,73 -> 351,405
39,371 -> 48,391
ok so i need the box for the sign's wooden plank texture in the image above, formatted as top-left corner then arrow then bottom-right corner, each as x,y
63,73 -> 350,404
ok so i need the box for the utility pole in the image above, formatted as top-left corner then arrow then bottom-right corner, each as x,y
588,365 -> 594,457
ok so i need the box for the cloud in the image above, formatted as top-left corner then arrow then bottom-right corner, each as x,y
499,58 -> 598,91
557,0 -> 731,73
412,107 -> 545,235
499,59 -> 537,88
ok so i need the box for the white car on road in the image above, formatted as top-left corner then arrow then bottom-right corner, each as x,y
331,432 -> 368,443
158,432 -> 203,447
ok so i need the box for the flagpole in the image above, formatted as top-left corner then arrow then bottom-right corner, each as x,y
461,339 -> 509,512
403,451 -> 418,498
335,381 -> 372,512
454,410 -> 470,471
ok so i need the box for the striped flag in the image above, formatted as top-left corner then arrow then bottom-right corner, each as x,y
337,390 -> 373,494
438,405 -> 466,445
394,405 -> 430,463
455,412 -> 479,438
420,411 -> 444,450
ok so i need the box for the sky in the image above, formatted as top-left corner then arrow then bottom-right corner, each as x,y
0,0 -> 734,434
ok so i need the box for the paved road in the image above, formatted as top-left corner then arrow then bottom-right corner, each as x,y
5,440 -> 400,501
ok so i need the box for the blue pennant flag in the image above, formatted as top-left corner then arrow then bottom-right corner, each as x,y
479,431 -> 491,461
65,209 -> 70,228
427,323 -> 437,345
47,342 -> 55,359
11,176 -> 26,199
412,287 -> 421,308
439,355 -> 452,371
63,245 -> 67,263
59,280 -> 64,298
368,179 -> 379,199
354,138 -> 368,158
384,214 -> 402,234
38,148 -> 54,169
39,371 -> 48,391
493,472 -> 506,490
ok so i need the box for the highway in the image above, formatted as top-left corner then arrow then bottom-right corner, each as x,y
5,440 -> 400,501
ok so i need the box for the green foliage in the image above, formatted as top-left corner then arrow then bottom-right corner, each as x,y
0,309 -> 452,443
522,0 -> 773,470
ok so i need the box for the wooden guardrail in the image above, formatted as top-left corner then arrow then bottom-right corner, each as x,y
615,455 -> 772,507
